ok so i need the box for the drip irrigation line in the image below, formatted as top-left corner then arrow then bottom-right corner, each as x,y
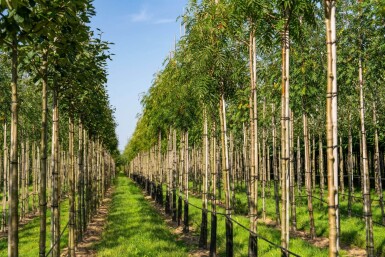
186,201 -> 301,256
339,193 -> 382,203
229,216 -> 301,257
339,208 -> 385,228
296,194 -> 328,205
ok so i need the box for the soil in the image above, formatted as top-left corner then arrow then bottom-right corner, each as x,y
149,190 -> 366,257
146,195 -> 210,257
0,211 -> 40,239
262,216 -> 366,257
60,187 -> 113,257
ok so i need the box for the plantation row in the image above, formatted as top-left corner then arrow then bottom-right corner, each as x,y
124,1 -> 385,257
0,1 -> 119,257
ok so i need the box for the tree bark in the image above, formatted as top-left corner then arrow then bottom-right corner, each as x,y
373,101 -> 385,225
8,40 -> 19,257
51,86 -> 60,257
303,113 -> 315,239
39,50 -> 49,257
280,20 -> 290,255
2,121 -> 8,233
68,115 -> 76,257
325,1 -> 340,255
359,57 -> 374,256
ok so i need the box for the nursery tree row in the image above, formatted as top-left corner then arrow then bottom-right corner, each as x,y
0,1 -> 119,257
124,0 -> 385,256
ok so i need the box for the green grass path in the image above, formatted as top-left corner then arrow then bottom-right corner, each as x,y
95,174 -> 189,257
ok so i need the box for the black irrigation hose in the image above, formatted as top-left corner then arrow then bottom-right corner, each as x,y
186,201 -> 301,256
296,194 -> 385,227
338,208 -> 385,228
45,221 -> 69,257
229,216 -> 301,257
296,194 -> 329,205
339,193 -> 383,203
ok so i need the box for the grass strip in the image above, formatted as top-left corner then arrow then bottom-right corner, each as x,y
95,174 -> 189,257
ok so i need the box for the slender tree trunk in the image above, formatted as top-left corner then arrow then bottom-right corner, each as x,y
8,41 -> 19,257
312,136 -> 316,191
325,1 -> 340,254
339,138 -> 344,196
303,113 -> 315,239
290,112 -> 296,231
373,101 -> 385,224
280,20 -> 290,256
348,116 -> 353,217
51,87 -> 60,257
210,124 -> 217,257
219,93 -> 232,257
248,31 -> 258,257
77,121 -> 84,241
26,141 -> 30,216
297,136 -> 301,193
68,115 -> 75,257
319,134 -> 325,202
39,50 -> 48,257
183,130 -> 189,233
172,129 -> 177,222
272,106 -> 280,226
2,121 -> 8,233
262,99 -> 267,222
200,109 -> 209,248
82,129 -> 88,232
359,57 -> 374,256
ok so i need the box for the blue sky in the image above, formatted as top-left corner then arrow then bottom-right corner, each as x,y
90,0 -> 188,151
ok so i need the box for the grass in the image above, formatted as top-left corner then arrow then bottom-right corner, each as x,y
231,184 -> 385,255
188,181 -> 385,256
179,189 -> 328,256
0,199 -> 69,257
95,174 -> 189,257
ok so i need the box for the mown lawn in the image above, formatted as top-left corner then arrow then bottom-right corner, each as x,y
95,174 -> 189,257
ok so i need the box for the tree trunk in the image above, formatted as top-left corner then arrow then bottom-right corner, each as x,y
280,20 -> 290,255
262,99 -> 267,222
248,31 -> 258,257
312,136 -> 316,191
8,41 -> 19,257
183,130 -> 189,233
200,109 -> 209,248
359,57 -> 374,256
290,112 -> 296,231
210,123 -> 218,257
303,113 -> 315,239
51,87 -> 60,257
348,116 -> 353,217
2,121 -> 8,233
39,50 -> 48,257
373,101 -> 385,224
319,134 -> 324,202
339,137 -> 344,196
272,105 -> 280,226
325,1 -> 340,255
219,93 -> 232,256
297,136 -> 301,193
77,121 -> 84,241
68,115 -> 75,257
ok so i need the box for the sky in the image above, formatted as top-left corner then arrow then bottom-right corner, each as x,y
90,0 -> 188,152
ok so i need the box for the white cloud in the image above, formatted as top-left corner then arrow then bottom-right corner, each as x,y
153,18 -> 175,24
130,8 -> 151,22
